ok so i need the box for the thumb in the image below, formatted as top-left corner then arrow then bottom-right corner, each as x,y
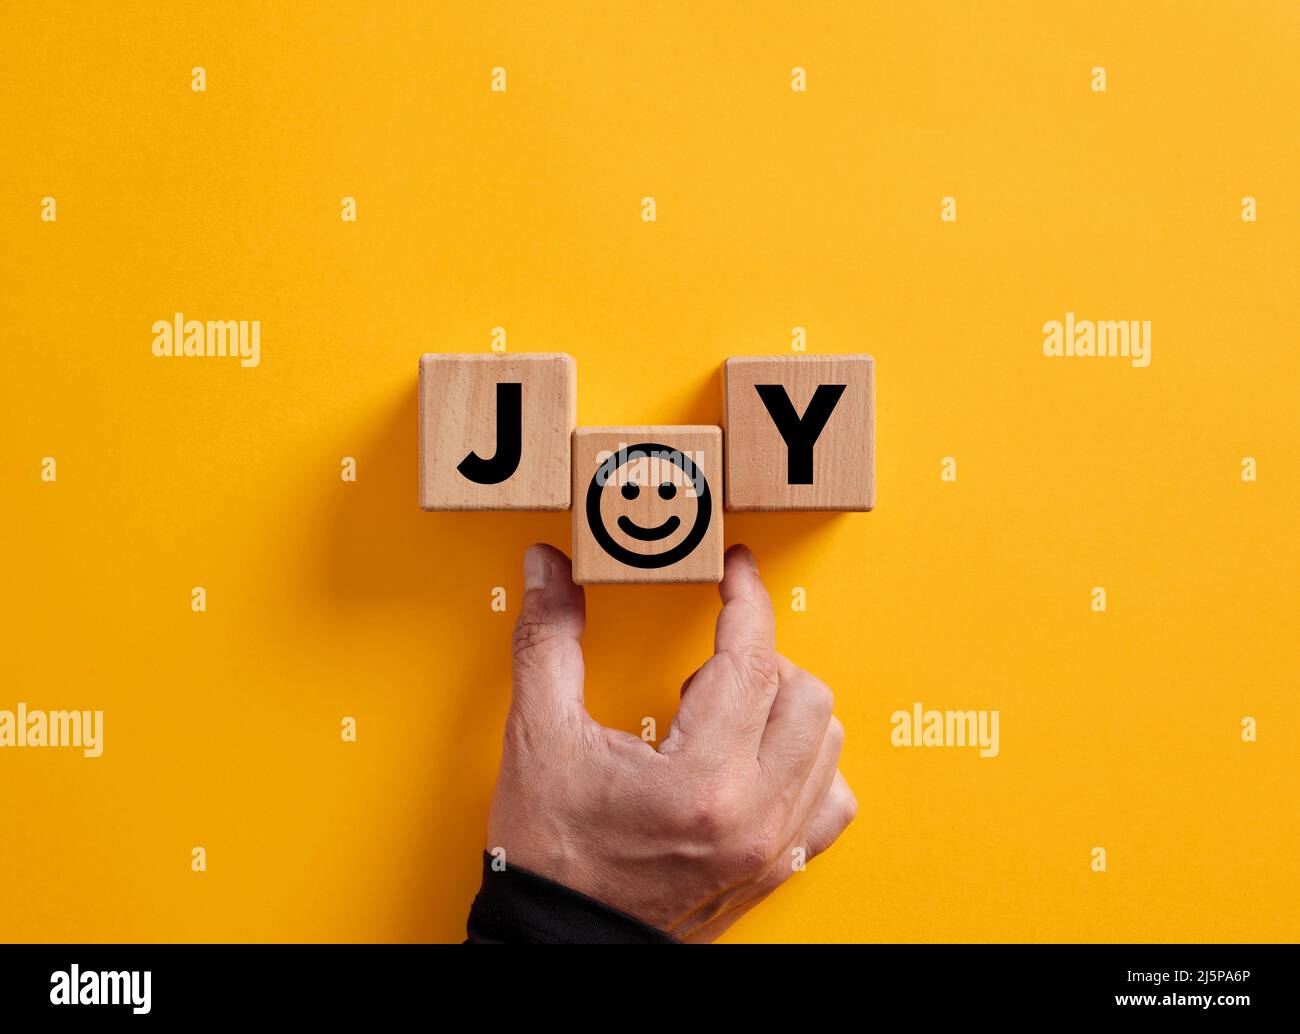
511,544 -> 587,721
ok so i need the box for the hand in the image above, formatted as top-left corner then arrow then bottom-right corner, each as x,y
485,542 -> 856,943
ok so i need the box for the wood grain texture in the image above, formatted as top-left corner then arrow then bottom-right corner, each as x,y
418,353 -> 575,511
722,355 -> 874,511
571,426 -> 724,584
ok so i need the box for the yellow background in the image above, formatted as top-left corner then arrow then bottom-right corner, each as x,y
3,1 -> 1297,943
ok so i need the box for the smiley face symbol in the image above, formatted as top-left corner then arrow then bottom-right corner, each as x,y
585,443 -> 713,569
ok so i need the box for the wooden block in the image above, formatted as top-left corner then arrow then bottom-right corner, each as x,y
723,355 -> 874,511
572,426 -> 724,584
419,353 -> 575,510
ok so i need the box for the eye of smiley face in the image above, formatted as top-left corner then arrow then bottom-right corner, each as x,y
586,443 -> 712,569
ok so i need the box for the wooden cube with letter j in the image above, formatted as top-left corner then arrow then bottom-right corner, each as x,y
418,353 -> 576,510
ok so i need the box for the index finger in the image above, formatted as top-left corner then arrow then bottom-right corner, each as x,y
663,545 -> 779,756
714,543 -> 777,668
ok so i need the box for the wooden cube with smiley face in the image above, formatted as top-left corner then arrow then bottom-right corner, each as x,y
571,426 -> 724,584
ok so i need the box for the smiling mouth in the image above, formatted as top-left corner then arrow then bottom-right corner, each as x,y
617,514 -> 681,541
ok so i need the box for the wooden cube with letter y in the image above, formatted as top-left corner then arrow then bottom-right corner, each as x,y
722,355 -> 874,511
572,426 -> 724,584
418,353 -> 576,510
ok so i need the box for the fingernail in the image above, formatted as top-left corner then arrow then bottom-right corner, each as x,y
524,546 -> 549,591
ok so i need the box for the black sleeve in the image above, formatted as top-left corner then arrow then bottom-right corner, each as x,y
465,852 -> 678,944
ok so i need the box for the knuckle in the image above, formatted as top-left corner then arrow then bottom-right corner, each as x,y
728,647 -> 779,695
672,779 -> 782,883
673,777 -> 751,843
827,715 -> 845,752
731,823 -> 778,877
511,616 -> 559,661
841,785 -> 859,826
806,676 -> 835,718
686,799 -> 726,840
679,789 -> 740,843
